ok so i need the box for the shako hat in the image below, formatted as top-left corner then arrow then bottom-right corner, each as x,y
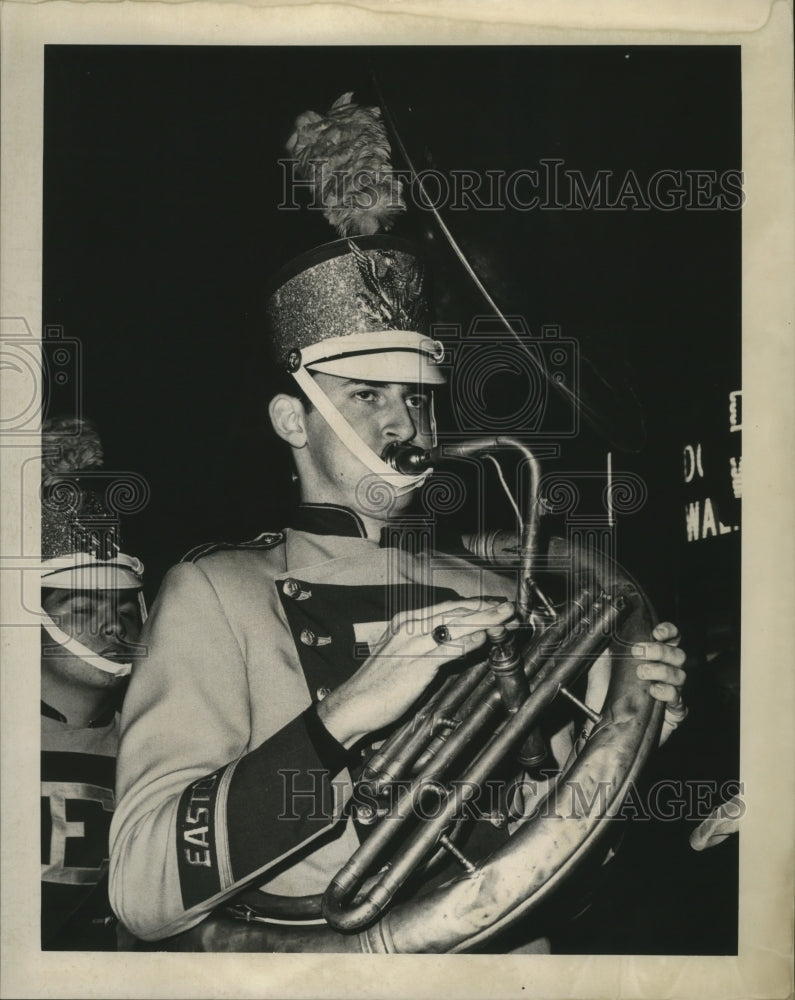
40,417 -> 144,591
266,93 -> 445,387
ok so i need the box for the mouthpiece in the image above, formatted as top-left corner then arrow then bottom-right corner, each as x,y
382,438 -> 510,474
381,442 -> 435,474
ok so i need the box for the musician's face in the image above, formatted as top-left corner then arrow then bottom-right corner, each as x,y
299,373 -> 434,517
42,588 -> 143,660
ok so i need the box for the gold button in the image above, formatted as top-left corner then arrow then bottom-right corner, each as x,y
299,628 -> 331,647
283,579 -> 311,600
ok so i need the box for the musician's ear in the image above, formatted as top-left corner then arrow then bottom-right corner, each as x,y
269,394 -> 308,449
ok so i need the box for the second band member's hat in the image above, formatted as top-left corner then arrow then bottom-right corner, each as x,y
40,417 -> 144,591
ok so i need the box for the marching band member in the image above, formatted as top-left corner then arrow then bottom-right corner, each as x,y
40,417 -> 145,949
108,97 -> 687,951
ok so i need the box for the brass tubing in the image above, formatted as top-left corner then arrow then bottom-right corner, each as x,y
322,683 -> 508,931
411,730 -> 458,773
514,592 -> 599,771
360,657 -> 492,792
412,589 -> 590,774
383,436 -> 542,617
366,585 -> 584,783
558,685 -> 603,724
361,590 -> 591,797
522,591 -> 592,680
437,833 -> 478,874
488,631 -> 527,713
508,590 -> 594,774
361,676 -> 457,782
323,593 -> 622,931
371,596 -> 629,906
516,729 -> 550,771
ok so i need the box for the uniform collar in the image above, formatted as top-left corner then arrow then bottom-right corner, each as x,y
290,503 -> 369,539
289,503 -> 434,552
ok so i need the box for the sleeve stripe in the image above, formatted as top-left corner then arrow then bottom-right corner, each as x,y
225,712 -> 349,883
214,756 -> 239,890
175,713 -> 355,915
151,811 -> 346,942
176,768 -> 225,909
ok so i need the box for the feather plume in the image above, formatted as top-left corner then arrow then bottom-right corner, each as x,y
42,417 -> 104,474
286,92 -> 405,237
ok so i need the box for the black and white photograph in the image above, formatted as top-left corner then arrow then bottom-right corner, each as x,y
1,3 -> 792,998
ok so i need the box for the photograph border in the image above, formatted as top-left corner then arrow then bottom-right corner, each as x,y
1,2 -> 793,998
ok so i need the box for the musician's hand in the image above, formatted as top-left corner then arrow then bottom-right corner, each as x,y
317,598 -> 515,748
634,621 -> 688,745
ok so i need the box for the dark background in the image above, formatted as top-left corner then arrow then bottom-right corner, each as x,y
42,45 -> 741,954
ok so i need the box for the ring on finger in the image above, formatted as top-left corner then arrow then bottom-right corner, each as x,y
664,698 -> 688,723
432,624 -> 452,645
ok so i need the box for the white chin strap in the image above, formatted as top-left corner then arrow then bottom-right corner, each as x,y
41,613 -> 132,678
291,365 -> 434,499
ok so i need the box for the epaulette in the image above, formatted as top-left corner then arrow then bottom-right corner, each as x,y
181,531 -> 285,564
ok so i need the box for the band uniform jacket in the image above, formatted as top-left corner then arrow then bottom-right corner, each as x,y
41,701 -> 119,949
109,504 -> 581,943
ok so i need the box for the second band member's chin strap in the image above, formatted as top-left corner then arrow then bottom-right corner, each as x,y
40,614 -> 133,678
291,364 -> 433,498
